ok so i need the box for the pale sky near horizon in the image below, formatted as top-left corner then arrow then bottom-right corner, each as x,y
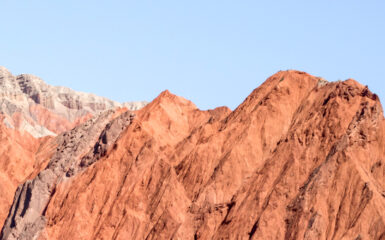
1,1 -> 384,110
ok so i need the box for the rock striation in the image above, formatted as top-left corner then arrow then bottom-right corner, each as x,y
0,120 -> 52,232
0,66 -> 147,137
1,70 -> 384,239
1,109 -> 135,240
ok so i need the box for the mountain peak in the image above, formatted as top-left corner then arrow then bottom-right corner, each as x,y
146,89 -> 196,110
155,90 -> 189,103
158,89 -> 172,97
0,70 -> 384,239
270,70 -> 318,84
0,66 -> 11,75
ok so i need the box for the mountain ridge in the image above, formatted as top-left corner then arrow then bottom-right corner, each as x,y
0,66 -> 147,137
0,70 -> 384,239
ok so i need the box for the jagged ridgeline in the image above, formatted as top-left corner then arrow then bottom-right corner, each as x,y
0,66 -> 147,137
0,70 -> 384,239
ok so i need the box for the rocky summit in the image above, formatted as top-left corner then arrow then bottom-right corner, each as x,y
0,69 -> 384,240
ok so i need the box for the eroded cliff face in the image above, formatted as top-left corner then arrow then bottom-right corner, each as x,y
1,70 -> 384,240
0,67 -> 147,137
0,121 -> 54,231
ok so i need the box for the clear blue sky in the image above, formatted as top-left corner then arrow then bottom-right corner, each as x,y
1,1 -> 384,110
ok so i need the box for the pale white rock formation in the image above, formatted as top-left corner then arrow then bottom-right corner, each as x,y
0,66 -> 147,137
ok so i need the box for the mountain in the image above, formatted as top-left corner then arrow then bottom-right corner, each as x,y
0,70 -> 384,239
0,67 -> 147,137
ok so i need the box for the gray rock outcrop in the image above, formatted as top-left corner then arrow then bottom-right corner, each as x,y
0,110 -> 135,240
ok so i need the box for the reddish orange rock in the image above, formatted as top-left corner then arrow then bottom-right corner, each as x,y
1,71 -> 385,240
0,119 -> 54,229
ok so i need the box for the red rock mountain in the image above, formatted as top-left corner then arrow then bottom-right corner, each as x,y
0,70 -> 384,239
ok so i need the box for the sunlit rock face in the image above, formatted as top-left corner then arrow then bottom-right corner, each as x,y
0,66 -> 147,137
1,70 -> 384,240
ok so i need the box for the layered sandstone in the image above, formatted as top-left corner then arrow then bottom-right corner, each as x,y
1,70 -> 384,239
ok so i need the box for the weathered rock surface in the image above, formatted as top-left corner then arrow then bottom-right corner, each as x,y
0,66 -> 147,137
1,70 -> 385,239
0,120 -> 53,232
1,109 -> 136,240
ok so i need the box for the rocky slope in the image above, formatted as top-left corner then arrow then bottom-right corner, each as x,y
0,120 -> 54,232
1,70 -> 384,239
0,67 -> 147,137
